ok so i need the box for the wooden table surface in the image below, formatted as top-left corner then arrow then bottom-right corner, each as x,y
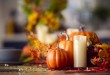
0,64 -> 110,75
0,70 -> 110,75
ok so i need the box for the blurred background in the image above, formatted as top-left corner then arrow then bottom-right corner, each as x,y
0,0 -> 110,49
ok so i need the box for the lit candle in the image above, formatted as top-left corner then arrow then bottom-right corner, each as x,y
74,35 -> 87,68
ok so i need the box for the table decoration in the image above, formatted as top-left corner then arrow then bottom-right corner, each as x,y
22,0 -> 67,33
59,32 -> 73,67
46,43 -> 67,69
69,26 -> 100,45
90,43 -> 110,68
20,24 -> 110,73
21,25 -> 108,68
20,0 -> 110,72
21,0 -> 67,64
74,35 -> 87,68
21,32 -> 47,64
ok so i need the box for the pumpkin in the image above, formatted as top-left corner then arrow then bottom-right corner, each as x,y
58,34 -> 66,42
59,32 -> 73,67
69,26 -> 100,45
22,45 -> 32,57
47,34 -> 66,50
46,43 -> 67,69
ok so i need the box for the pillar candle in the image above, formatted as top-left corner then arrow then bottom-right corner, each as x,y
36,25 -> 48,43
67,28 -> 79,35
74,35 -> 87,68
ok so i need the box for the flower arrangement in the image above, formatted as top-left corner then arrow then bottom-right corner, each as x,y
88,43 -> 110,68
21,0 -> 67,63
26,11 -> 60,32
22,0 -> 67,32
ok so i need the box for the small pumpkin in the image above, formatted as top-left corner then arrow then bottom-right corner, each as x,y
58,34 -> 66,42
47,35 -> 66,50
22,45 -> 32,57
69,26 -> 100,45
59,32 -> 73,67
46,43 -> 67,69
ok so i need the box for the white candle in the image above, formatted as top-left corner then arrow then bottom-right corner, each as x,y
67,28 -> 79,35
36,25 -> 48,43
74,35 -> 87,68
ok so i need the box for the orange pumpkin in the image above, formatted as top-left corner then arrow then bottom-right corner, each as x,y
46,43 -> 67,69
58,35 -> 66,42
69,26 -> 100,45
22,45 -> 32,57
59,32 -> 73,67
47,35 -> 66,50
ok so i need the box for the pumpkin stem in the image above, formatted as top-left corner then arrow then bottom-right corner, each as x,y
56,43 -> 59,49
79,25 -> 85,32
56,35 -> 59,49
61,32 -> 69,41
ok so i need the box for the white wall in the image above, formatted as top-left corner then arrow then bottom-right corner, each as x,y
0,0 -> 5,47
0,0 -> 17,47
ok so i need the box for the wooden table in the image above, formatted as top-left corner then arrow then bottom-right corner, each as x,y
0,70 -> 110,75
0,71 -> 110,75
0,65 -> 110,75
